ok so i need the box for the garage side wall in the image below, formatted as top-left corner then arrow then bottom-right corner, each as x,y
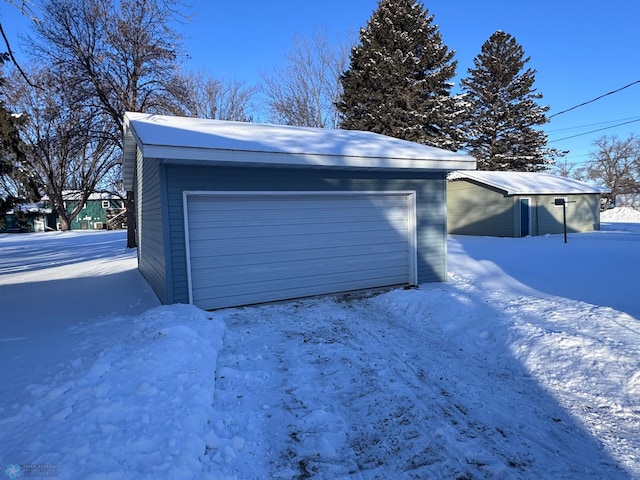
164,164 -> 448,305
136,154 -> 168,303
533,194 -> 601,234
447,180 -> 515,236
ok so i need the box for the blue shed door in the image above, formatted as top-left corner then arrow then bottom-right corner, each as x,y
183,191 -> 417,310
520,198 -> 530,237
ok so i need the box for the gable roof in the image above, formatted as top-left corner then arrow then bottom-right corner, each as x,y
123,112 -> 476,190
41,191 -> 124,201
448,171 -> 610,196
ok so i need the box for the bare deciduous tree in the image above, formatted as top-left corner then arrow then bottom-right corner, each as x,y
25,0 -> 187,245
587,134 -> 640,205
551,158 -> 586,180
6,67 -> 119,230
0,0 -> 37,85
176,71 -> 257,122
262,28 -> 352,128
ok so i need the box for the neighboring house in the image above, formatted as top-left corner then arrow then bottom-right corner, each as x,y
42,192 -> 127,230
447,171 -> 610,237
0,203 -> 52,233
123,112 -> 476,310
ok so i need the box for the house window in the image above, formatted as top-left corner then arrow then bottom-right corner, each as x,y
102,200 -> 110,208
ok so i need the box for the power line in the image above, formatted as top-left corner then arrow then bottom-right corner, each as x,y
546,116 -> 640,134
548,118 -> 640,143
549,79 -> 640,118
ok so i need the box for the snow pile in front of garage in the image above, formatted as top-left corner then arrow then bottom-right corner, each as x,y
0,302 -> 224,480
0,232 -> 224,480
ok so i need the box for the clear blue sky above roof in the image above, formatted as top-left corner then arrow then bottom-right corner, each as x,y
3,0 -> 639,166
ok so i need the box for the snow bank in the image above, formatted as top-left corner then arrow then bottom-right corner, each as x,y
601,206 -> 640,223
0,305 -> 224,480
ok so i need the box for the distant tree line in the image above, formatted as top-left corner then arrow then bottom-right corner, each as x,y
574,135 -> 640,207
1,0 -> 637,240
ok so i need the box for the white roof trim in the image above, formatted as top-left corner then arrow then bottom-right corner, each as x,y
448,171 -> 611,195
123,112 -> 476,189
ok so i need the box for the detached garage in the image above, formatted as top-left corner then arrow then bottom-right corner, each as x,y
123,112 -> 475,309
447,170 -> 610,237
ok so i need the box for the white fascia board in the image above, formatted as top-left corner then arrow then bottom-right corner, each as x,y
145,144 -> 476,172
122,117 -> 140,191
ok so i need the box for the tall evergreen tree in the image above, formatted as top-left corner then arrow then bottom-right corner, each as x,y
460,30 -> 559,171
336,0 -> 460,150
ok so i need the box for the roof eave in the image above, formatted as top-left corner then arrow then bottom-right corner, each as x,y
145,144 -> 476,172
122,115 -> 139,191
448,171 -> 609,195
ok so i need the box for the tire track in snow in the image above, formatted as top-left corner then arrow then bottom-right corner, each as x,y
206,291 -> 629,479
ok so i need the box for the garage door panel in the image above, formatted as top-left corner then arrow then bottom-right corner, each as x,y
192,202 -> 410,216
193,267 -> 411,310
188,195 -> 409,213
192,268 -> 410,300
189,206 -> 408,231
189,213 -> 409,230
189,241 -> 409,267
185,192 -> 416,309
189,224 -> 404,242
192,222 -> 408,246
188,197 -> 409,226
189,201 -> 400,217
189,234 -> 407,255
190,250 -> 410,286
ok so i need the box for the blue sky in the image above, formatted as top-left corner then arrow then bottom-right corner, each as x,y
3,0 -> 639,167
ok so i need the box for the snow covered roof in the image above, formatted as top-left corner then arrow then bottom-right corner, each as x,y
6,203 -> 52,214
41,191 -> 124,201
123,112 -> 476,190
448,171 -> 610,196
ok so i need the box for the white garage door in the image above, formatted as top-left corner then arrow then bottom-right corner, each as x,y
184,191 -> 417,310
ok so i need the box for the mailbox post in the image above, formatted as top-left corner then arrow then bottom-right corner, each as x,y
553,197 -> 575,243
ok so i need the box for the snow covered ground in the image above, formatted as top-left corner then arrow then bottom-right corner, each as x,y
1,208 -> 639,479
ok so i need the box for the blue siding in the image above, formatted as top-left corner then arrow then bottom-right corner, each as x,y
162,165 -> 448,305
136,153 -> 168,303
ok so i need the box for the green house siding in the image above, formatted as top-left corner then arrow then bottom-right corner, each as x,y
0,212 -> 48,233
157,163 -> 448,305
68,200 -> 109,230
448,179 -> 602,237
44,197 -> 125,230
533,194 -> 601,234
447,181 -> 515,236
